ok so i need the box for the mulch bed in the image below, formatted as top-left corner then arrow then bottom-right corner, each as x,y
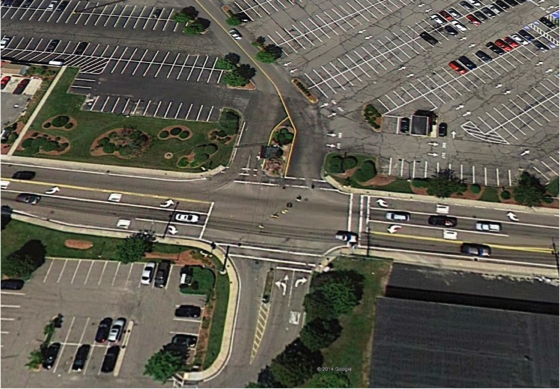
64,240 -> 93,250
42,116 -> 77,131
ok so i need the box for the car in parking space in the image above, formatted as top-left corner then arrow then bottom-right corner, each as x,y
486,42 -> 506,55
101,346 -> 120,373
12,79 -> 30,95
95,317 -> 113,343
495,39 -> 512,51
385,211 -> 410,222
419,31 -> 438,45
42,342 -> 61,370
12,170 -> 35,180
495,0 -> 509,9
503,37 -> 519,48
532,40 -> 549,51
237,12 -> 250,22
466,0 -> 482,6
430,14 -> 446,24
1,36 -> 11,50
476,221 -> 502,232
74,42 -> 88,55
448,8 -> 462,18
451,20 -> 468,32
56,0 -> 67,11
475,50 -> 493,62
460,243 -> 491,257
510,33 -> 528,45
15,193 -> 41,205
22,0 -> 32,7
466,14 -> 481,26
474,11 -> 488,21
539,17 -> 556,29
448,60 -> 467,74
108,317 -> 127,343
503,0 -> 518,6
228,28 -> 242,40
439,10 -> 454,20
1,279 -> 24,290
517,29 -> 535,42
438,122 -> 448,137
541,37 -> 557,49
481,7 -> 496,17
399,117 -> 410,133
141,261 -> 156,285
335,230 -> 359,245
459,1 -> 474,10
174,213 -> 199,223
180,265 -> 194,287
11,0 -> 22,5
46,0 -> 57,11
488,4 -> 503,14
155,260 -> 171,288
458,55 -> 477,70
428,215 -> 458,227
71,344 -> 91,372
444,25 -> 459,36
45,39 -> 60,52
1,76 -> 10,89
172,334 -> 197,349
175,305 -> 202,318
2,0 -> 13,5
151,8 -> 162,17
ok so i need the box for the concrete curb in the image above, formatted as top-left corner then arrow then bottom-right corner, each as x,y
11,214 -> 239,382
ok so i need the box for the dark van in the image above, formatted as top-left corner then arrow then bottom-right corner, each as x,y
154,260 -> 171,288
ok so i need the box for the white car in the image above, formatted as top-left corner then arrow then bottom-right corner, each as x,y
448,8 -> 462,18
430,14 -> 446,24
488,4 -> 503,14
0,36 -> 11,50
108,318 -> 126,343
451,20 -> 468,32
141,261 -> 156,285
443,230 -> 458,240
510,33 -> 528,45
385,211 -> 410,222
466,0 -> 482,6
475,221 -> 502,232
174,213 -> 199,223
46,0 -> 58,11
228,28 -> 242,40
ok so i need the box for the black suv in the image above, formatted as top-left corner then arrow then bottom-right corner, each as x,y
155,260 -> 171,288
172,334 -> 197,349
175,305 -> 201,318
45,39 -> 60,52
475,50 -> 492,63
72,344 -> 91,372
532,40 -> 549,51
399,117 -> 410,133
485,42 -> 505,55
95,317 -> 113,343
539,17 -> 556,29
419,32 -> 438,46
74,42 -> 88,55
518,29 -> 535,42
101,346 -> 120,373
42,343 -> 61,370
438,123 -> 448,137
428,215 -> 458,227
458,56 -> 477,70
1,279 -> 24,290
12,170 -> 35,180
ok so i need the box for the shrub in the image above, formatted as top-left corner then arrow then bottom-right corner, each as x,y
119,145 -> 133,157
183,21 -> 206,35
103,143 -> 116,154
130,130 -> 142,140
500,190 -> 511,199
204,144 -> 218,154
57,142 -> 69,151
177,157 -> 189,168
22,138 -> 34,148
354,160 -> 377,182
226,15 -> 242,26
52,115 -> 69,127
42,141 -> 59,152
179,131 -> 190,139
44,122 -> 52,128
64,122 -> 74,129
170,127 -> 182,136
34,137 -> 48,147
219,110 -> 240,135
98,137 -> 110,146
327,155 -> 344,174
193,153 -> 210,165
470,183 -> 481,194
159,130 -> 169,139
544,196 -> 554,204
215,58 -> 236,70
275,129 -> 294,145
139,134 -> 149,143
109,132 -> 118,138
217,130 -> 227,137
412,178 -> 430,188
342,156 -> 358,170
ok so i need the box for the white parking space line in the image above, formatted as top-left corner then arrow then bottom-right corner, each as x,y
0,305 -> 21,308
97,261 -> 108,286
52,316 -> 76,373
56,259 -> 69,283
43,260 -> 55,283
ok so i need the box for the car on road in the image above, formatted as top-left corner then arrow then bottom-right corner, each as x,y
443,230 -> 458,240
458,55 -> 478,70
155,260 -> 171,288
532,40 -> 550,51
174,213 -> 199,223
475,221 -> 502,232
459,1 -> 474,10
15,193 -> 41,205
385,211 -> 410,222
444,25 -> 459,36
438,122 -> 448,137
428,215 -> 458,227
42,342 -> 61,370
399,117 -> 410,133
1,36 -> 11,50
460,243 -> 491,257
451,20 -> 468,32
335,230 -> 359,245
151,8 -> 162,18
71,344 -> 91,372
475,50 -> 492,62
180,266 -> 194,287
172,334 -> 197,349
449,60 -> 467,74
46,0 -> 57,11
175,305 -> 202,318
419,31 -> 438,45
45,39 -> 60,52
448,8 -> 462,18
539,17 -> 556,29
1,76 -> 10,89
228,28 -> 242,40
12,78 -> 30,95
56,0 -> 67,11
101,346 -> 120,373
518,29 -> 535,42
12,171 -> 35,180
466,14 -> 481,25
74,42 -> 88,55
510,33 -> 528,45
108,317 -> 126,343
503,37 -> 519,48
488,4 -> 503,13
1,279 -> 24,290
439,10 -> 453,21
430,14 -> 446,24
481,7 -> 496,17
473,10 -> 488,21
141,261 -> 156,285
495,0 -> 510,9
495,39 -> 512,51
95,317 -> 113,343
485,42 -> 505,55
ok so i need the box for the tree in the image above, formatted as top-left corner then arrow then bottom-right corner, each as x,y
300,318 -> 342,351
427,168 -> 464,198
216,58 -> 236,70
514,171 -> 547,207
252,36 -> 266,48
308,371 -> 350,388
256,50 -> 279,63
223,69 -> 250,87
183,21 -> 206,35
1,205 -> 12,230
270,339 -> 323,387
144,347 -> 185,383
2,251 -> 37,279
246,365 -> 283,388
115,230 -> 156,264
224,52 -> 241,66
226,15 -> 242,26
236,64 -> 256,80
172,11 -> 194,24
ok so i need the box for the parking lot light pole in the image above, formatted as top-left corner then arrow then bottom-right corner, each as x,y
220,245 -> 230,275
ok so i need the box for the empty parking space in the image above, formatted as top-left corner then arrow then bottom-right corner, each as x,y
40,258 -> 138,287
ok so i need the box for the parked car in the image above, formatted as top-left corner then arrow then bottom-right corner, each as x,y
428,215 -> 458,227
438,122 -> 448,137
444,25 -> 459,36
22,0 -> 33,7
45,39 -> 60,52
466,0 -> 482,6
175,305 -> 202,318
485,42 -> 505,55
71,344 -> 91,372
475,50 -> 493,62
236,12 -> 250,22
1,76 -> 10,89
399,117 -> 410,133
539,17 -> 556,29
473,10 -> 488,21
466,14 -> 481,25
448,8 -> 462,18
460,243 -> 491,257
532,40 -> 550,51
154,260 -> 171,288
228,28 -> 242,40
12,170 -> 35,180
42,342 -> 61,370
174,213 -> 199,223
503,36 -> 519,48
56,0 -> 68,11
151,8 -> 162,18
430,14 -> 446,24
481,7 -> 496,17
12,78 -> 30,95
15,193 -> 41,205
180,266 -> 194,287
439,10 -> 453,21
101,346 -> 120,373
46,0 -> 57,11
495,38 -> 513,51
141,261 -> 156,285
1,279 -> 24,290
1,36 -> 11,50
503,0 -> 518,6
335,230 -> 359,245
488,4 -> 503,13
510,33 -> 528,45
108,317 -> 126,343
495,0 -> 510,9
449,60 -> 467,74
459,1 -> 474,10
451,20 -> 468,32
95,317 -> 113,343
172,334 -> 197,349
419,31 -> 438,45
458,55 -> 478,70
475,221 -> 502,232
385,211 -> 410,222
74,42 -> 88,55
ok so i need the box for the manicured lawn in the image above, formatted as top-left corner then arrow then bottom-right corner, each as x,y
479,186 -> 500,202
547,177 -> 559,197
180,267 -> 216,300
317,257 -> 391,388
16,67 -> 237,172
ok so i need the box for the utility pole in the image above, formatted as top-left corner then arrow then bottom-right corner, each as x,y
220,245 -> 230,275
162,201 -> 179,239
366,226 -> 371,258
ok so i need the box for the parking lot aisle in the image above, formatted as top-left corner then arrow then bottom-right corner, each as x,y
52,316 -> 76,373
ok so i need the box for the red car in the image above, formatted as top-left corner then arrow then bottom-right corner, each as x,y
449,61 -> 467,74
439,10 -> 454,20
0,76 -> 10,90
503,37 -> 519,48
12,78 -> 30,95
495,39 -> 512,51
466,14 -> 481,25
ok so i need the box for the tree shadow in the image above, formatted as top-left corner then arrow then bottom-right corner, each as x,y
1,205 -> 12,231
17,239 -> 47,268
197,18 -> 211,29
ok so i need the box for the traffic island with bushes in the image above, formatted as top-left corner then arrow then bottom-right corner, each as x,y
171,6 -> 210,35
291,78 -> 319,104
263,123 -> 295,177
215,53 -> 257,89
363,104 -> 382,132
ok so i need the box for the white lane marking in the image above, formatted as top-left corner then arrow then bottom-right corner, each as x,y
0,305 -> 21,308
199,201 -> 214,240
218,243 -> 322,257
347,193 -> 353,231
230,254 -> 316,267
43,260 -> 55,283
70,260 -> 82,284
56,259 -> 68,283
368,219 -> 510,237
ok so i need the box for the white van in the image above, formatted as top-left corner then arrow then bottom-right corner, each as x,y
48,59 -> 64,66
475,221 -> 502,232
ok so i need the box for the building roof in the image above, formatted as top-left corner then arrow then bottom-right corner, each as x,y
411,115 -> 430,136
1,62 -> 27,76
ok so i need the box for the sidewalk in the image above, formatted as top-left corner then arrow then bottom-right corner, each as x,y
12,214 -> 239,383
323,175 -> 559,215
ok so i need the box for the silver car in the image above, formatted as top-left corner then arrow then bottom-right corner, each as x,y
475,221 -> 502,232
140,262 -> 156,285
108,318 -> 126,343
385,212 -> 410,222
174,213 -> 200,223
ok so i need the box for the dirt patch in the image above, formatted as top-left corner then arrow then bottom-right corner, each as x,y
90,128 -> 152,159
42,116 -> 77,131
226,80 -> 256,91
17,131 -> 70,156
336,167 -> 359,179
360,174 -> 395,187
145,250 -> 218,268
158,125 -> 192,141
452,190 -> 481,200
411,186 -> 430,196
65,240 -> 93,250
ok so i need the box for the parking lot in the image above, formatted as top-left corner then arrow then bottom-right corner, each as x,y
1,258 -> 205,386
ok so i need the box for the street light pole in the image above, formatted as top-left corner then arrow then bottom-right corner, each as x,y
220,245 -> 230,275
162,201 -> 179,239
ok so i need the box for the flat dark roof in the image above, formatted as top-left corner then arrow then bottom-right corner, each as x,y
411,115 -> 429,136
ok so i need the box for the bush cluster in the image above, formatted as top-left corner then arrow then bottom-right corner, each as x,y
327,155 -> 358,174
98,129 -> 151,157
218,110 -> 241,135
363,104 -> 381,129
51,115 -> 69,127
293,79 -> 315,99
274,128 -> 294,146
354,160 -> 377,182
21,135 -> 68,154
